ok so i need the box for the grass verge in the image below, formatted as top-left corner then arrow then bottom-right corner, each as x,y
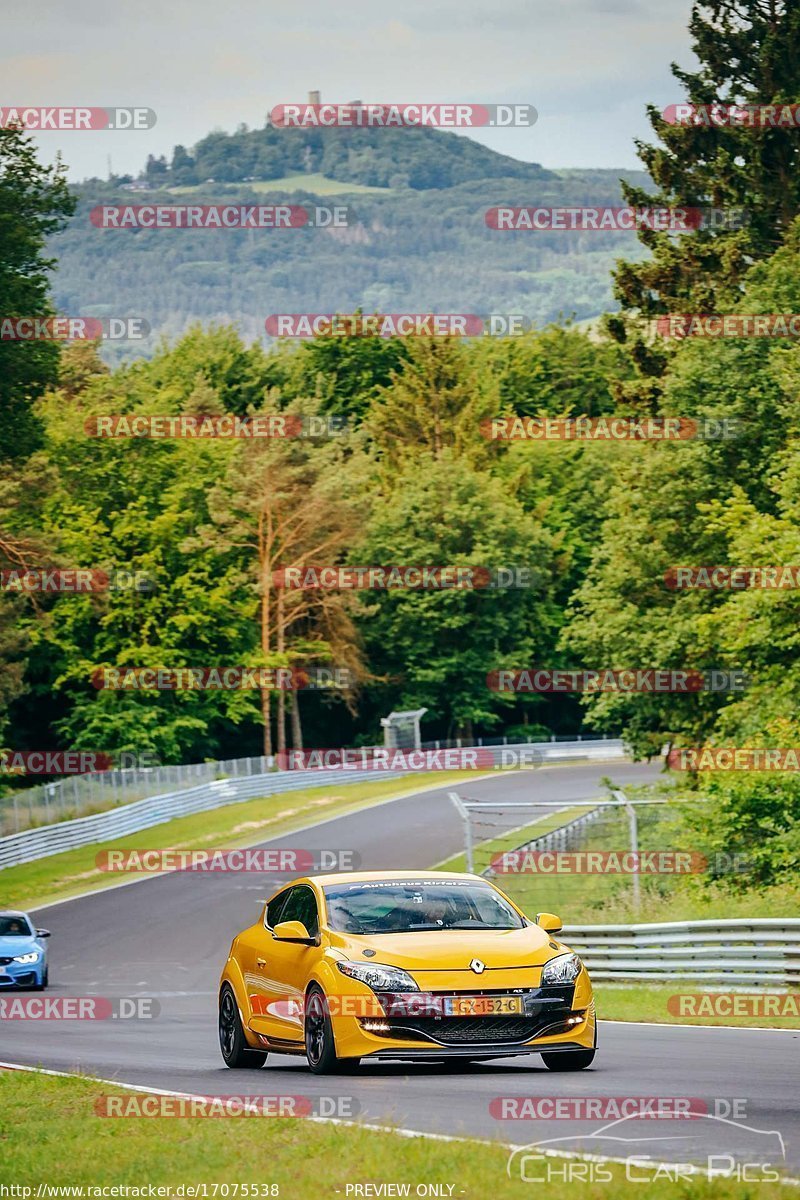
595,983 -> 800,1029
1,1071 -> 794,1194
3,771 -> 477,912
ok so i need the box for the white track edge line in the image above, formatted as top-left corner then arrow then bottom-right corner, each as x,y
1,1059 -> 798,1186
604,1019 -> 800,1033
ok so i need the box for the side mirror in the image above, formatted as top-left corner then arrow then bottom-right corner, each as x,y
35,929 -> 51,939
536,912 -> 562,934
272,920 -> 314,944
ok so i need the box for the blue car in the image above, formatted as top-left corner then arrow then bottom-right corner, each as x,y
0,911 -> 50,989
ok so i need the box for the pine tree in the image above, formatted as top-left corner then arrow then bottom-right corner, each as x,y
0,125 -> 75,459
609,0 -> 800,398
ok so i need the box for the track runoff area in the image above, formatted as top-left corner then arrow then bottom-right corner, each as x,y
1,759 -> 798,1185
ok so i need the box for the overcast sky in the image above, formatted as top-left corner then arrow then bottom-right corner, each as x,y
4,0 -> 696,181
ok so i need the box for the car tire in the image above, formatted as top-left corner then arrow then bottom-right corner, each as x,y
34,967 -> 48,992
305,984 -> 354,1075
541,1023 -> 597,1071
218,983 -> 267,1069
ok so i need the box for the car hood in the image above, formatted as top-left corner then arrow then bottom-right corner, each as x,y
0,936 -> 38,954
329,924 -> 561,970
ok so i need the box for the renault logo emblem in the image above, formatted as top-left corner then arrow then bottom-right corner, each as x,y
469,958 -> 485,974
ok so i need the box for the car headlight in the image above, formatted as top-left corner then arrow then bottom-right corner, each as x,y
13,952 -> 40,964
541,952 -> 582,986
336,961 -> 419,992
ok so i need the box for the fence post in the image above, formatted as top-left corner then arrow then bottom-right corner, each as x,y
613,788 -> 640,914
449,792 -> 473,873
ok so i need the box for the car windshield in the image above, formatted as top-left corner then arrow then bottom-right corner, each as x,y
323,880 -> 525,934
0,915 -> 32,937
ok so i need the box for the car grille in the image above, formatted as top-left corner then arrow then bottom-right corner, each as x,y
0,957 -> 14,966
0,971 -> 36,987
362,985 -> 578,1046
362,1012 -> 582,1041
384,1016 -> 561,1044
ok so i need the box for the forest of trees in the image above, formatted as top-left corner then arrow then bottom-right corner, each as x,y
2,2 -> 799,881
50,167 -> 652,359
142,122 -> 556,190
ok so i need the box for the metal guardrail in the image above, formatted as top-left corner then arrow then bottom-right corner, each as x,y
0,734 -> 623,836
0,738 -> 626,871
562,919 -> 800,986
0,755 -> 277,836
0,767 -> 397,871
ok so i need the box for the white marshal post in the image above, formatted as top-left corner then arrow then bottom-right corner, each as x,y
612,787 -> 641,915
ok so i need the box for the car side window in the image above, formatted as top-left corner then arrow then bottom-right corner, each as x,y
265,889 -> 291,930
278,885 -> 319,938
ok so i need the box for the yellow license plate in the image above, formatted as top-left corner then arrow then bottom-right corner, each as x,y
443,995 -> 523,1017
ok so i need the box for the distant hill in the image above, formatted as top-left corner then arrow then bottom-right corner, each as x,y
51,122 -> 651,362
141,121 -> 558,191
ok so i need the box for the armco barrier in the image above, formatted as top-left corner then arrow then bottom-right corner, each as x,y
0,768 -> 395,871
0,739 -> 626,870
1,733 -> 624,835
562,918 -> 800,987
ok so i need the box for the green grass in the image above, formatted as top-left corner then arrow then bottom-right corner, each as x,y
2,770 -> 477,911
596,982 -> 800,1029
2,1071 -> 795,1194
167,173 -> 392,196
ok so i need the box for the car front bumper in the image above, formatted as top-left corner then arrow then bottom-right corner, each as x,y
0,959 -> 45,988
330,975 -> 596,1060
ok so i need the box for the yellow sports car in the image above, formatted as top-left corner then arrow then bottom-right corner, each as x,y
218,870 -> 596,1073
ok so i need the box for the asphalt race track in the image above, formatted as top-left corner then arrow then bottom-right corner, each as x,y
3,760 -> 798,1176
